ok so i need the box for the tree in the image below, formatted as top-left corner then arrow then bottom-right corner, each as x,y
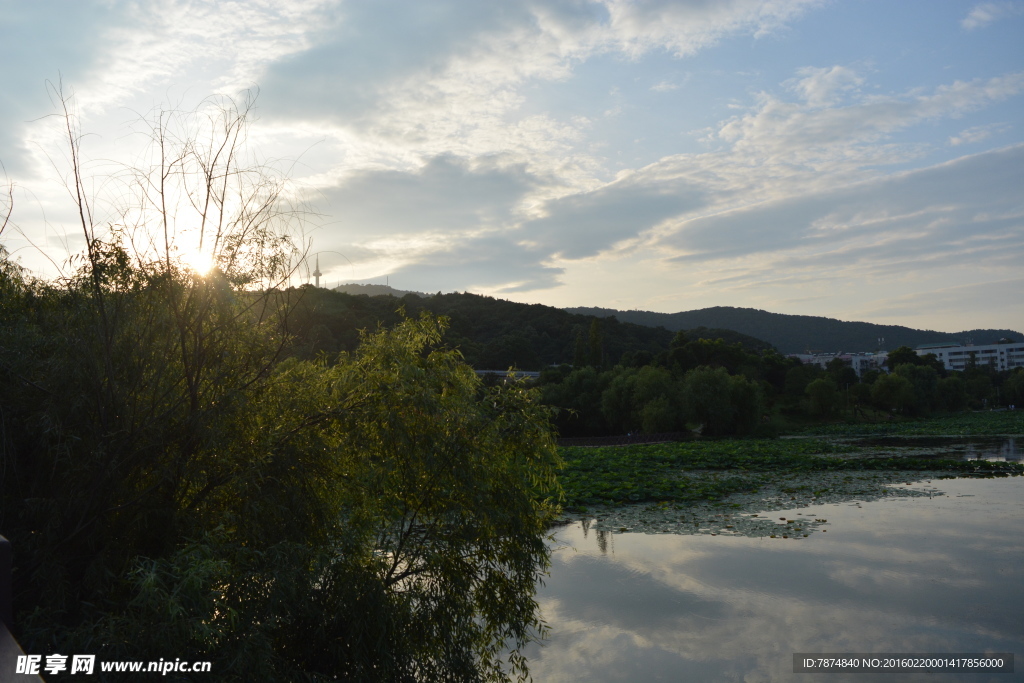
668,337 -> 749,375
600,365 -> 683,434
572,329 -> 588,367
937,375 -> 968,412
806,378 -> 840,417
540,365 -> 612,437
894,363 -> 939,415
826,357 -> 858,388
680,366 -> 761,436
682,366 -> 734,435
783,363 -> 822,398
886,345 -> 920,372
871,373 -> 915,413
588,318 -> 603,368
728,373 -> 764,435
1,91 -> 558,681
1004,370 -> 1024,406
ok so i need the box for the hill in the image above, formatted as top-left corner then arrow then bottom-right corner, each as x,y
332,283 -> 429,298
565,306 -> 1021,354
284,288 -> 685,370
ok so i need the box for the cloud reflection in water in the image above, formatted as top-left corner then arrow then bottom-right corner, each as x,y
524,477 -> 1024,682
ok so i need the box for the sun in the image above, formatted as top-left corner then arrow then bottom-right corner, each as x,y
182,249 -> 215,275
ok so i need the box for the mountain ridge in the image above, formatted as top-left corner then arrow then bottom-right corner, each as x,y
564,305 -> 1020,354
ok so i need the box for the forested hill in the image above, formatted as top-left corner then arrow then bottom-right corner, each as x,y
284,288 -> 772,370
565,306 -> 1021,354
333,283 -> 429,298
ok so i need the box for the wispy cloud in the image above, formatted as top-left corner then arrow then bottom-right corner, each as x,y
962,1 -> 1023,30
3,1 -> 1023,328
785,65 -> 864,108
949,122 -> 1011,146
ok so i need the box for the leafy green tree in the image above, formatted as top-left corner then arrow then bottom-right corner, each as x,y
965,374 -> 993,408
894,363 -> 939,415
680,366 -> 761,436
826,358 -> 859,388
541,366 -> 612,437
806,378 -> 840,417
937,375 -> 968,412
918,352 -> 947,376
783,363 -> 822,398
619,348 -> 654,368
668,337 -> 749,375
850,382 -> 873,413
871,373 -> 915,413
572,329 -> 588,367
600,365 -> 683,434
861,368 -> 882,385
479,332 -> 542,370
1,94 -> 557,681
728,373 -> 764,435
682,366 -> 733,435
670,330 -> 688,349
759,350 -> 798,393
1004,370 -> 1024,406
588,318 -> 603,368
639,395 -> 678,433
886,345 -> 921,372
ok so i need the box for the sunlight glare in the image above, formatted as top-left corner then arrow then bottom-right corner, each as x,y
183,249 -> 215,275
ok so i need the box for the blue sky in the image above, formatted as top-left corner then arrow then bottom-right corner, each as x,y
2,0 -> 1022,332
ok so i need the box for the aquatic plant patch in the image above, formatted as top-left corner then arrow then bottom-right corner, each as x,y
558,439 -> 1024,510
787,411 -> 1024,438
559,471 -> 953,537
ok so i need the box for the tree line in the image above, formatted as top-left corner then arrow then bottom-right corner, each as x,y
536,335 -> 1024,438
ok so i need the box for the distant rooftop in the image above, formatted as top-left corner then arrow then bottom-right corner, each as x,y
916,342 -> 962,350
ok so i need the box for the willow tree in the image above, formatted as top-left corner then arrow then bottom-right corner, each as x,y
0,89 -> 559,681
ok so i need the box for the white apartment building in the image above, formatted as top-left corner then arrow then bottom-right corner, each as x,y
916,342 -> 1024,372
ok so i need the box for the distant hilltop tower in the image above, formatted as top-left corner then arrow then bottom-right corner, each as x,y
312,255 -> 322,288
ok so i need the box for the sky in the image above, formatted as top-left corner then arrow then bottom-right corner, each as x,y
1,0 -> 1022,332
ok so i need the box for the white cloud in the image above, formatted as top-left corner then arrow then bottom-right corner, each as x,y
662,145 -> 1024,260
254,0 -> 824,172
786,65 -> 864,107
648,145 -> 1024,326
602,0 -> 824,57
961,1 -> 1023,30
3,1 -> 1023,328
949,122 -> 1011,146
714,71 -> 1024,174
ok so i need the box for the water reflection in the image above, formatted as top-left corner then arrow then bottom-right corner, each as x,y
526,478 -> 1024,682
851,436 -> 1021,462
966,437 -> 1020,462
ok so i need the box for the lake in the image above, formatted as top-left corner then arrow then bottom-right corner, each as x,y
848,436 -> 1021,463
522,474 -> 1023,682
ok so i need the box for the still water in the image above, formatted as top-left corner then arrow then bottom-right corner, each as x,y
524,476 -> 1024,682
849,437 -> 1021,463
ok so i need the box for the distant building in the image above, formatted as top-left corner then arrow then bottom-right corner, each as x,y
787,351 -> 885,378
916,341 -> 1024,372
